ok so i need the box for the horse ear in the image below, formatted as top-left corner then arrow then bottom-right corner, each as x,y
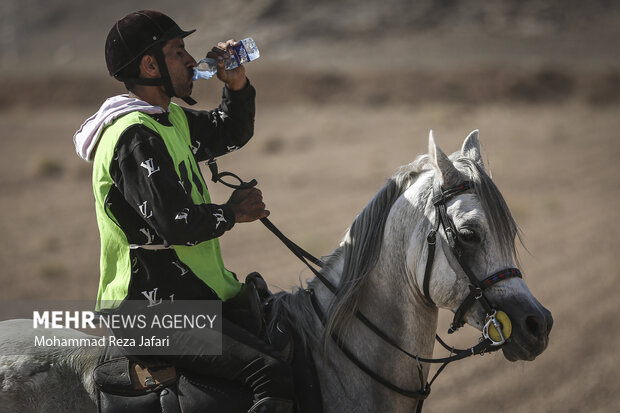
461,129 -> 485,170
428,130 -> 460,187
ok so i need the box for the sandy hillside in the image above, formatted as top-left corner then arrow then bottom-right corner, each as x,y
1,1 -> 619,412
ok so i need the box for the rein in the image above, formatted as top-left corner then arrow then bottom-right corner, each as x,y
205,155 -> 519,412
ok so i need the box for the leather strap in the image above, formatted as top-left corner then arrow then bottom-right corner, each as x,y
309,291 -> 430,400
131,363 -> 177,390
422,182 -> 474,305
450,268 -> 521,333
481,268 -> 521,287
93,357 -> 177,396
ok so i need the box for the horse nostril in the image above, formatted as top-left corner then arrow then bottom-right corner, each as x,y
525,315 -> 540,336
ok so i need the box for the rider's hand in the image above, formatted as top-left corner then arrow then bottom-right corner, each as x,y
226,188 -> 269,223
206,39 -> 247,91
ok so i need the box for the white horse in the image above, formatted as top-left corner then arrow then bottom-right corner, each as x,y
0,131 -> 552,412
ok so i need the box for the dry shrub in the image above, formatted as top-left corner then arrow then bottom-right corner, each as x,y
33,156 -> 64,178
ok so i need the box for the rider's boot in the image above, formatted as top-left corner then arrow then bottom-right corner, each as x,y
248,397 -> 295,413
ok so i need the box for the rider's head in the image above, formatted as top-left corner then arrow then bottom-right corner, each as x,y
105,10 -> 197,104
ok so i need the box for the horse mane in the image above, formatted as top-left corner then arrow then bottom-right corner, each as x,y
270,149 -> 521,351
269,155 -> 430,349
319,156 -> 431,346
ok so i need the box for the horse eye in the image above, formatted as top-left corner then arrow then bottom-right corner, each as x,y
459,228 -> 481,244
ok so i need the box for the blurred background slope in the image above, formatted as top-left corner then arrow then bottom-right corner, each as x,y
1,0 -> 619,105
0,1 -> 619,412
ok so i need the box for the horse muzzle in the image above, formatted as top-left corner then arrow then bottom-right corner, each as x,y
499,298 -> 553,361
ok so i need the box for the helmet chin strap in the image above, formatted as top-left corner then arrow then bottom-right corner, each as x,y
181,95 -> 197,105
151,47 -> 197,106
117,47 -> 197,106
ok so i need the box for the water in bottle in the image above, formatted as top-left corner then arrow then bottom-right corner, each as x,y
193,37 -> 260,81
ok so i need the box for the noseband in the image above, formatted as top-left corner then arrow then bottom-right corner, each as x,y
422,181 -> 522,344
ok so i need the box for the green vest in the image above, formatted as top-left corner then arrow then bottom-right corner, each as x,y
92,103 -> 241,310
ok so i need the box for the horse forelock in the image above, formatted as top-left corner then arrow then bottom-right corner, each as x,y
451,155 -> 522,266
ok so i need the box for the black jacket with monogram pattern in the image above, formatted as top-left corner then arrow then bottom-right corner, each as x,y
104,81 -> 255,302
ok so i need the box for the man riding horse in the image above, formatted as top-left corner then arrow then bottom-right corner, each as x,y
73,10 -> 295,413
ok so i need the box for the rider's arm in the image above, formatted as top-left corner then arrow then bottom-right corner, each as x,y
182,80 -> 256,162
109,125 -> 236,245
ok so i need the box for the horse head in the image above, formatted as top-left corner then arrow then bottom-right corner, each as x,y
410,130 -> 553,361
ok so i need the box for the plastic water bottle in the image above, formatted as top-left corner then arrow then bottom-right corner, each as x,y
193,37 -> 260,81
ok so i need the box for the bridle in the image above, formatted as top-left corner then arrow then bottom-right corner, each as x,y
422,181 -> 522,341
205,157 -> 522,412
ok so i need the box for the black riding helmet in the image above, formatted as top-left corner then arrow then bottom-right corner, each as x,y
105,10 -> 197,105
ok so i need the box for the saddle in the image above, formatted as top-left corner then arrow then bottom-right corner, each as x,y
94,353 -> 252,413
93,274 -> 322,413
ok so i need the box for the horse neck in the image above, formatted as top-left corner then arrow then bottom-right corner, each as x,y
309,181 -> 439,411
348,190 -> 439,363
365,198 -> 439,352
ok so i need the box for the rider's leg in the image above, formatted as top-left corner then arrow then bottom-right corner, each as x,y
161,316 -> 295,411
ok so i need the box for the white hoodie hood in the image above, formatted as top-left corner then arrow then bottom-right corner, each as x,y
73,94 -> 165,162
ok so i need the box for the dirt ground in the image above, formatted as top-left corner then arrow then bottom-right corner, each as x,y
1,1 -> 619,412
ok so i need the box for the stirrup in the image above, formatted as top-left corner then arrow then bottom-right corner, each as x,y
248,397 -> 295,413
